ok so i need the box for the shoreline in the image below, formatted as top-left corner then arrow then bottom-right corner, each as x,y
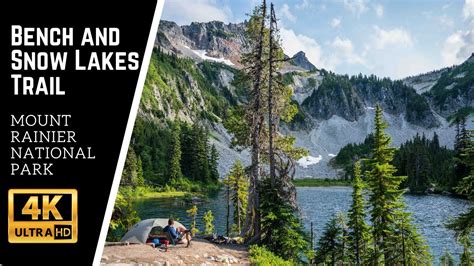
293,178 -> 352,187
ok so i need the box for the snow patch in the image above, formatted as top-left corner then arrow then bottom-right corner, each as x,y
366,106 -> 375,110
190,49 -> 234,66
297,155 -> 323,168
328,153 -> 336,157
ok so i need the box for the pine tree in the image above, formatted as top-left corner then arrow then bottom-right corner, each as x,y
460,235 -> 473,266
203,210 -> 215,235
365,105 -> 430,264
450,109 -> 471,187
259,177 -> 308,260
440,248 -> 455,266
186,205 -> 198,236
347,161 -> 370,265
122,146 -> 139,187
136,156 -> 145,186
336,212 -> 349,263
168,122 -> 183,180
315,213 -> 344,265
447,129 -> 474,265
240,0 -> 267,241
209,144 -> 220,181
389,202 -> 431,264
225,0 -> 307,248
224,160 -> 248,234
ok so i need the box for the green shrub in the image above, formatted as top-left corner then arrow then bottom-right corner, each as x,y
249,245 -> 293,266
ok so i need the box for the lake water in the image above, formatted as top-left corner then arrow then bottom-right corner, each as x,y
133,187 -> 471,264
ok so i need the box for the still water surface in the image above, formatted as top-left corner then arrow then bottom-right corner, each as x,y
134,187 -> 471,264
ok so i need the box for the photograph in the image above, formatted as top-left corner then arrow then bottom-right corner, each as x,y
96,0 -> 473,265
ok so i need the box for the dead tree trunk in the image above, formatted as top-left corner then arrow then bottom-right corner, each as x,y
268,2 -> 276,188
242,0 -> 266,243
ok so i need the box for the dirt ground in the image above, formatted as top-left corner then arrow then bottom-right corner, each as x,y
101,238 -> 250,265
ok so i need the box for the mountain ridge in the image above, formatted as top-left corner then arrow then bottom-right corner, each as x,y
148,19 -> 473,178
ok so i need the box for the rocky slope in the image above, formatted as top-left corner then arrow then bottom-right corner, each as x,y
147,20 -> 473,178
156,20 -> 247,67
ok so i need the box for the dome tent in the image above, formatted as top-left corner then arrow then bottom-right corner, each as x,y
120,218 -> 185,244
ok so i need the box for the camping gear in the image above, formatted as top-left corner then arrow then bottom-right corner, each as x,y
161,239 -> 170,252
120,218 -> 185,244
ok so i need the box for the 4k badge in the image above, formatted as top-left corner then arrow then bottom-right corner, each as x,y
8,189 -> 78,243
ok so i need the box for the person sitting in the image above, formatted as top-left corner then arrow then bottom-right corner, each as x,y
163,218 -> 191,247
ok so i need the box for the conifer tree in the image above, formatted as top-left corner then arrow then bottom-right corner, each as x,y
226,0 -> 306,247
259,177 -> 308,260
390,202 -> 431,265
168,122 -> 183,180
240,0 -> 267,241
347,161 -> 370,265
203,210 -> 215,235
315,213 -> 344,265
122,147 -> 139,187
459,235 -> 473,266
136,156 -> 145,186
186,205 -> 198,236
224,160 -> 248,234
447,129 -> 474,265
209,144 -> 220,181
366,105 -> 430,264
440,249 -> 455,266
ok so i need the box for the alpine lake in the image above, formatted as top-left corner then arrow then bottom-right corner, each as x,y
133,186 -> 471,264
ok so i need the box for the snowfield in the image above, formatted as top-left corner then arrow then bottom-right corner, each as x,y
297,155 -> 323,168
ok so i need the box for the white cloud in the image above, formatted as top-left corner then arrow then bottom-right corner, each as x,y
280,27 -> 326,69
439,14 -> 454,28
374,4 -> 384,18
330,18 -> 341,28
442,3 -> 451,9
372,26 -> 414,49
463,0 -> 474,20
330,37 -> 366,65
442,29 -> 474,65
295,0 -> 310,10
280,4 -> 297,22
343,0 -> 369,17
162,0 -> 232,25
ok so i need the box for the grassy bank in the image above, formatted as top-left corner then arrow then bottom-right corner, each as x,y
293,178 -> 352,187
120,186 -> 190,200
138,191 -> 188,198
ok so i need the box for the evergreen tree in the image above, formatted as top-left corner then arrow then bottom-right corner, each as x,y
136,156 -> 145,186
121,147 -> 139,187
209,144 -> 220,181
440,248 -> 455,266
240,0 -> 267,241
460,235 -> 473,266
315,213 -> 345,265
450,109 -> 471,187
223,160 -> 248,234
347,161 -> 371,265
336,212 -> 349,263
390,202 -> 431,264
203,210 -> 215,235
259,177 -> 308,260
366,105 -> 430,264
224,1 -> 307,251
447,129 -> 474,265
186,205 -> 199,236
168,122 -> 183,180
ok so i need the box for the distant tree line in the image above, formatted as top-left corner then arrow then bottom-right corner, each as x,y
122,118 -> 220,191
333,132 -> 457,193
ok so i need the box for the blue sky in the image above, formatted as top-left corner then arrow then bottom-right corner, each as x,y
162,0 -> 474,79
